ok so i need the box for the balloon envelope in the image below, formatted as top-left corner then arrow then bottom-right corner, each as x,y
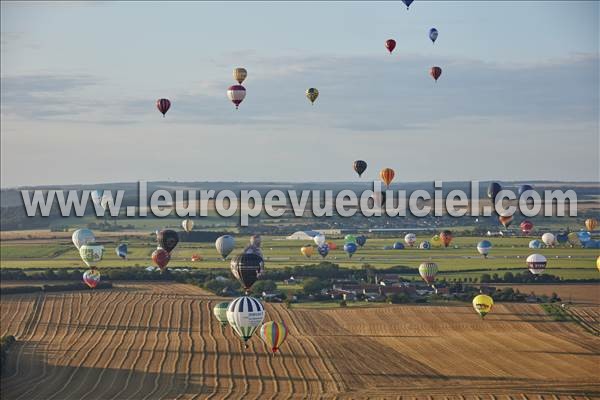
541,233 -> 555,247
306,88 -> 319,104
353,160 -> 367,177
518,184 -> 534,197
152,248 -> 171,270
430,66 -> 442,81
477,240 -> 492,257
473,294 -> 494,318
379,168 -> 395,188
487,182 -> 502,200
402,0 -> 414,9
385,39 -> 396,54
216,235 -> 235,259
260,321 -> 288,353
393,242 -> 404,250
577,231 -> 592,243
300,246 -> 314,258
317,244 -> 329,258
528,240 -> 543,249
233,67 -> 247,84
72,229 -> 96,250
213,302 -> 230,326
156,98 -> 171,116
157,230 -> 179,253
418,262 -> 438,285
227,85 -> 246,109
344,243 -> 357,257
526,253 -> 547,275
429,28 -> 438,43
585,218 -> 598,231
79,243 -> 104,268
83,269 -> 101,289
356,235 -> 367,247
520,220 -> 534,234
404,233 -> 417,247
230,253 -> 264,290
313,234 -> 326,247
116,243 -> 128,259
182,219 -> 194,233
419,241 -> 431,250
227,296 -> 265,342
440,231 -> 453,248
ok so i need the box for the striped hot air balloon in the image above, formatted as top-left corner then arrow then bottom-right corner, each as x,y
227,85 -> 246,109
260,321 -> 288,353
230,253 -> 264,291
380,168 -> 395,188
83,269 -> 101,289
526,253 -> 547,275
156,98 -> 171,117
585,218 -> 598,232
227,296 -> 265,343
418,262 -> 438,285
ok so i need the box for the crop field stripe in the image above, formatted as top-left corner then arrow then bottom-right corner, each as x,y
172,298 -> 194,400
202,299 -> 228,400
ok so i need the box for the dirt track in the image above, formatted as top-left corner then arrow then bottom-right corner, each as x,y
1,282 -> 599,399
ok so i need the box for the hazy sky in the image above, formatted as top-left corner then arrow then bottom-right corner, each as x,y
1,1 -> 598,187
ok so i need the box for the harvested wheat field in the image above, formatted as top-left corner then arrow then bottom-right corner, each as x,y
1,282 -> 599,400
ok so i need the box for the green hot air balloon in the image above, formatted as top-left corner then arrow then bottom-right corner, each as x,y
213,302 -> 230,326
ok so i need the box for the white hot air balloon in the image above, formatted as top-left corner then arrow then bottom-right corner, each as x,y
227,296 -> 265,345
526,253 -> 547,275
182,219 -> 194,233
216,235 -> 235,259
72,229 -> 96,250
79,243 -> 104,268
541,233 -> 556,247
313,233 -> 326,247
404,233 -> 417,247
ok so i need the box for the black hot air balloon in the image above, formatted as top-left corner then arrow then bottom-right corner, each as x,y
157,229 -> 179,253
353,160 -> 367,177
230,253 -> 264,291
487,182 -> 502,202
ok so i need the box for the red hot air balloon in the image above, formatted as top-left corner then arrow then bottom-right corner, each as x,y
152,248 -> 171,271
440,230 -> 453,248
520,220 -> 534,235
430,66 -> 442,82
385,39 -> 396,54
156,98 -> 171,117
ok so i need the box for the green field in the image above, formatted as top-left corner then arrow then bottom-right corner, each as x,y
1,233 -> 598,280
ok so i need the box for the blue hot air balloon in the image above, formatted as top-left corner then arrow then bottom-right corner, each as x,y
402,0 -> 414,9
577,231 -> 592,243
356,235 -> 367,247
477,240 -> 492,258
343,243 -> 357,258
317,244 -> 329,258
393,242 -> 405,250
528,239 -> 543,249
555,232 -> 568,245
518,184 -> 534,197
583,239 -> 598,249
116,243 -> 128,259
419,241 -> 431,250
487,182 -> 502,201
429,28 -> 438,43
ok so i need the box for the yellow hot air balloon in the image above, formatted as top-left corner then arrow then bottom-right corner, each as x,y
431,234 -> 442,248
596,256 -> 600,272
300,245 -> 314,258
379,168 -> 395,188
306,88 -> 319,104
585,218 -> 598,232
472,294 -> 494,319
233,67 -> 247,84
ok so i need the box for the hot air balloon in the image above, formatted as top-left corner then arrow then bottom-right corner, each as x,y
555,232 -> 568,245
216,235 -> 235,259
477,240 -> 492,258
528,239 -> 543,249
526,253 -> 547,275
156,98 -> 171,117
213,302 -> 230,326
227,85 -> 246,109
317,244 -> 329,258
596,256 -> 600,272
487,182 -> 502,201
233,67 -> 247,84
404,233 -> 417,247
344,242 -> 357,258
227,296 -> 265,344
567,232 -> 581,247
244,235 -> 263,258
72,229 -> 96,250
498,215 -> 513,229
182,219 -> 194,233
392,242 -> 404,250
541,232 -> 555,247
306,88 -> 319,105
356,235 -> 367,247
585,218 -> 598,231
380,168 -> 395,188
429,28 -> 438,43
300,246 -> 314,258
440,230 -> 453,248
430,66 -> 442,82
152,248 -> 171,271
419,241 -> 431,250
520,220 -> 534,235
79,243 -> 104,268
260,321 -> 288,353
157,229 -> 179,253
385,39 -> 396,54
313,234 -> 326,247
518,184 -> 534,197
344,234 -> 357,244
431,235 -> 442,247
577,231 -> 592,244
472,294 -> 493,318
402,0 -> 414,9
327,241 -> 338,250
250,234 -> 262,248
230,253 -> 264,291
418,262 -> 438,285
83,269 -> 101,289
191,254 -> 203,262
116,243 -> 128,260
353,160 -> 367,177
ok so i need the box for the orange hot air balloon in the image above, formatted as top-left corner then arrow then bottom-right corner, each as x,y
380,168 -> 395,188
585,218 -> 598,231
440,230 -> 453,248
499,215 -> 513,229
430,66 -> 442,82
